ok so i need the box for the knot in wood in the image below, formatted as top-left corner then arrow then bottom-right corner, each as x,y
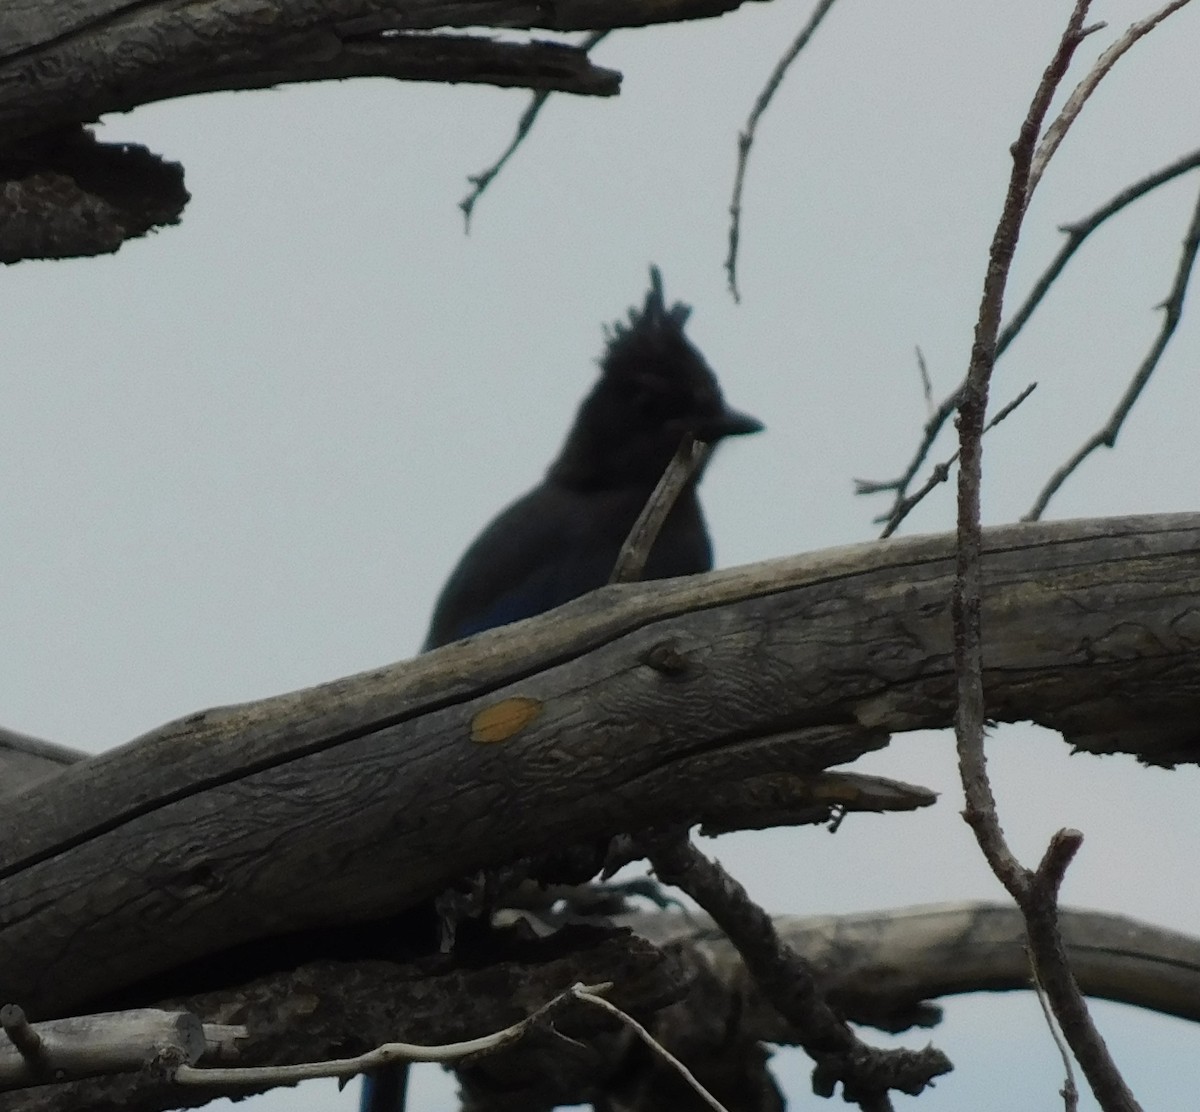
165,862 -> 223,900
640,639 -> 691,677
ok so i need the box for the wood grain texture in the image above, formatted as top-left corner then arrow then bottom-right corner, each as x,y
628,901 -> 1200,1031
1,513 -> 1198,1016
2,0 -> 737,257
0,0 -> 755,146
3,903 -> 1197,1111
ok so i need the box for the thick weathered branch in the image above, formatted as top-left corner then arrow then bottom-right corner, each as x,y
1,514 -> 1198,1018
0,927 -> 683,1112
0,0 -> 764,258
5,903 -> 1199,1112
0,1008 -> 240,1090
625,903 -> 1200,1034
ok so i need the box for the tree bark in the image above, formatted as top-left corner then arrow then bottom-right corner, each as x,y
4,903 -> 1199,1112
2,513 -> 1198,1018
0,0 -> 767,260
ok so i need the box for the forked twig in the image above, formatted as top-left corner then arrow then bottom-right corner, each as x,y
175,982 -> 611,1086
876,382 -> 1036,538
642,831 -> 951,1110
859,143 -> 1200,524
953,2 -> 1143,1108
1028,0 -> 1195,198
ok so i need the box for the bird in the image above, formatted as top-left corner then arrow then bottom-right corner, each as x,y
360,266 -> 761,1112
422,266 -> 762,652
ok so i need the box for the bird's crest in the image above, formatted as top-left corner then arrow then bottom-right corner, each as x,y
601,266 -> 696,387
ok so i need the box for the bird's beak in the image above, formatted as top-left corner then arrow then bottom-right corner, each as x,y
699,407 -> 764,441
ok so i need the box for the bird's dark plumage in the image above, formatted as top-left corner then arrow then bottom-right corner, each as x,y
422,267 -> 762,651
361,268 -> 760,1112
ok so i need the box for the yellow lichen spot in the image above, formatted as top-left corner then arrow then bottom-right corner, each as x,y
471,697 -> 542,744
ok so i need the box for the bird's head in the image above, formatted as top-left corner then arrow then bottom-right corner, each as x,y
552,267 -> 762,490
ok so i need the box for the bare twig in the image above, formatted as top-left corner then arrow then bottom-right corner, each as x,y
571,986 -> 731,1112
174,982 -> 611,1087
642,831 -> 951,1110
725,0 -> 840,301
916,347 -> 934,414
609,435 -> 709,583
953,3 -> 1143,1110
999,146 -> 1200,356
858,142 -> 1200,522
876,381 -> 1036,538
1031,944 -> 1081,1112
460,31 -> 610,230
1025,180 -> 1200,520
1028,1 -> 1195,199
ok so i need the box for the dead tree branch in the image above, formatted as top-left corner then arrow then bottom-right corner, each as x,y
0,1008 -> 241,1091
725,0 -> 840,301
1,513 -> 1199,1022
622,902 -> 1200,1034
643,834 -> 950,1110
858,141 -> 1200,525
1025,180 -> 1200,520
7,902 -> 1198,1112
869,381 -> 1036,538
0,0 -> 768,261
1027,0 -> 1196,198
460,30 -> 611,229
0,726 -> 85,797
952,4 -> 1169,1108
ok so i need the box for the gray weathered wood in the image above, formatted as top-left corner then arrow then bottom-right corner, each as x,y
0,1008 -> 211,1089
0,0 -> 761,145
0,0 -> 766,260
1,513 -> 1197,1017
0,727 -> 85,797
626,901 -> 1200,1030
4,903 -> 1198,1112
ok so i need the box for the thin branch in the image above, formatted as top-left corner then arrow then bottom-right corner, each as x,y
876,381 -> 1036,538
571,986 -> 731,1112
954,0 -> 1078,998
953,3 -> 1143,1109
1031,925 -> 1081,1112
999,146 -> 1200,356
460,31 -> 610,230
857,144 -> 1200,520
916,347 -> 934,414
642,831 -> 951,1110
1025,180 -> 1200,520
1028,1 -> 1195,199
724,0 -> 840,302
174,982 -> 611,1087
610,435 -> 709,584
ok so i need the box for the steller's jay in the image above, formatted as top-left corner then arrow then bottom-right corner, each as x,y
359,266 -> 761,1112
423,266 -> 762,651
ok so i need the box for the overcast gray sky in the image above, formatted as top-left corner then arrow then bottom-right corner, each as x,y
5,1 -> 1200,1109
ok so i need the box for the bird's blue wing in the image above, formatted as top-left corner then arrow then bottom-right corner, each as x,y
423,484 -> 630,649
